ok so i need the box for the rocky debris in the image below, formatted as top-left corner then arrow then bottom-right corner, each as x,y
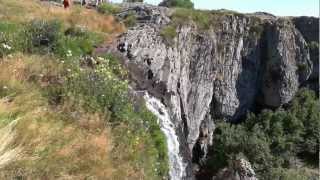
213,159 -> 258,180
107,4 -> 318,179
116,3 -> 172,25
251,12 -> 277,20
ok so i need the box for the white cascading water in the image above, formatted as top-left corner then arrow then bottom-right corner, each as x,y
144,93 -> 186,180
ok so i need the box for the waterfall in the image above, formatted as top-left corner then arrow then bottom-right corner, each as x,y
144,93 -> 186,180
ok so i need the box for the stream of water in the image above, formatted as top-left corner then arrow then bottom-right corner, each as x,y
144,93 -> 186,180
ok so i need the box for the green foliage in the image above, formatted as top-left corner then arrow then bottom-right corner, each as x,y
207,89 -> 319,179
123,13 -> 137,27
55,26 -> 103,58
269,168 -> 318,180
308,41 -> 319,51
0,21 -> 23,57
160,25 -> 177,43
171,8 -> 211,30
47,53 -> 169,178
23,19 -> 63,53
161,0 -> 194,9
0,19 -> 103,59
249,23 -> 264,37
97,3 -> 121,15
297,63 -> 308,72
0,18 -> 168,179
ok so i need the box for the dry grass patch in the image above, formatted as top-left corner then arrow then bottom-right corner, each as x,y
0,0 -> 125,35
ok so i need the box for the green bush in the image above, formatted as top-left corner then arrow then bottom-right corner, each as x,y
21,20 -> 103,58
269,168 -> 318,180
24,19 -> 63,53
97,3 -> 120,15
160,0 -> 194,9
160,25 -> 177,43
0,21 -> 24,57
55,26 -> 103,58
0,14 -> 168,180
308,41 -> 319,50
123,13 -> 137,27
206,89 -> 319,179
56,54 -> 169,177
170,8 -> 212,30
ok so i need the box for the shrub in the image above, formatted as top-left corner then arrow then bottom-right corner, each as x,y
0,21 -> 24,57
269,168 -> 318,180
24,19 -> 63,53
160,25 -> 177,43
123,13 -> 137,27
97,3 -> 121,15
206,89 -> 319,179
297,63 -> 308,72
60,54 -> 168,177
160,0 -> 194,9
170,8 -> 212,30
308,41 -> 319,50
55,26 -> 103,58
249,24 -> 264,37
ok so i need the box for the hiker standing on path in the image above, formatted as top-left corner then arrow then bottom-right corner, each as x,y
63,0 -> 70,9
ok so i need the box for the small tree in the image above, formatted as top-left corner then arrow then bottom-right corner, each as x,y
159,0 -> 194,9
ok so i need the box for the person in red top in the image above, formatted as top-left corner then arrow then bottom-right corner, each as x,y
63,0 -> 70,9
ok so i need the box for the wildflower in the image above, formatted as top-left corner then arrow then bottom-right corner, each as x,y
101,94 -> 105,97
67,68 -> 71,72
2,43 -> 12,50
97,57 -> 104,61
3,86 -> 8,90
39,74 -> 44,77
61,60 -> 65,64
66,50 -> 72,57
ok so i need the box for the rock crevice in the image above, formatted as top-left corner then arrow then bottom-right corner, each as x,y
107,4 -> 318,179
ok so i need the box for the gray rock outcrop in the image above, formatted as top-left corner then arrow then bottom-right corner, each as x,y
105,4 -> 318,179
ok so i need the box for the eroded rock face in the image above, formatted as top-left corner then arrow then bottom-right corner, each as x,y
292,17 -> 319,92
261,19 -> 311,107
107,4 -> 317,179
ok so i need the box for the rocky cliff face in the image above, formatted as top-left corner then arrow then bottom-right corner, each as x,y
106,4 -> 318,179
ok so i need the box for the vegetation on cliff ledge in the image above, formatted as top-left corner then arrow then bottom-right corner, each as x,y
160,7 -> 263,42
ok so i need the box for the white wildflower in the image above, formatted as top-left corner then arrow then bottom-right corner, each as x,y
61,60 -> 65,64
97,57 -> 104,61
3,86 -> 8,90
66,50 -> 72,57
2,43 -> 12,50
67,68 -> 71,72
